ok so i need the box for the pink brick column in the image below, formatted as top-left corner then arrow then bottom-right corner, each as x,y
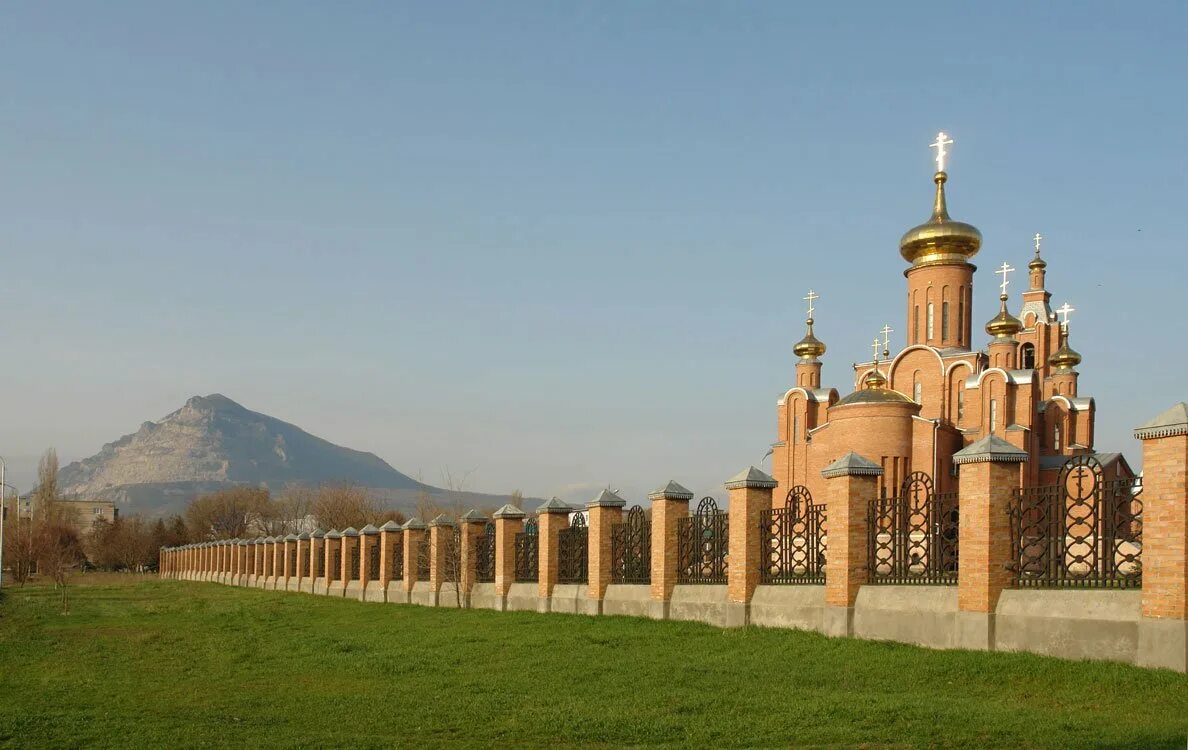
536,499 -> 573,606
726,466 -> 777,626
458,510 -> 490,604
402,519 -> 427,596
587,490 -> 626,610
493,505 -> 526,606
323,530 -> 342,593
282,535 -> 298,587
649,481 -> 693,615
821,452 -> 883,637
1135,403 -> 1188,672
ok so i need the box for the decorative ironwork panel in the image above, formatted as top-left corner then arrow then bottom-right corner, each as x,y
288,547 -> 298,575
514,520 -> 539,582
330,549 -> 342,581
349,544 -> 361,581
867,473 -> 958,585
416,538 -> 430,579
390,539 -> 404,580
315,545 -> 325,578
475,522 -> 496,583
368,542 -> 380,580
1009,455 -> 1142,588
558,514 -> 588,584
677,497 -> 729,584
611,506 -> 651,584
761,486 -> 826,584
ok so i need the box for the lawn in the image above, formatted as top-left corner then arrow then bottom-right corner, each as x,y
0,577 -> 1185,749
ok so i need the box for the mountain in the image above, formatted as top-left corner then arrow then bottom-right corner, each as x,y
57,394 -> 506,516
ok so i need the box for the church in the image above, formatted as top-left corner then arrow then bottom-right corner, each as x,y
771,133 -> 1133,502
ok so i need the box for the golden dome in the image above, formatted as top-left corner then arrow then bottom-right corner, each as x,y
985,294 -> 1023,339
834,367 -> 917,407
1049,328 -> 1082,369
899,172 -> 982,266
793,318 -> 827,359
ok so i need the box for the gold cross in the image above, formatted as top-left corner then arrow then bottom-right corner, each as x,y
996,262 -> 1016,297
803,289 -> 819,319
1033,232 -> 1043,255
1056,302 -> 1075,326
880,324 -> 893,353
930,131 -> 953,172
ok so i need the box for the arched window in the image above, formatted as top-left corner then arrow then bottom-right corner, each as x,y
913,372 -> 922,405
913,306 -> 920,344
957,288 -> 965,345
1020,343 -> 1036,370
989,398 -> 998,435
956,388 -> 965,421
927,302 -> 935,340
942,301 -> 950,342
1054,424 -> 1061,452
792,413 -> 799,443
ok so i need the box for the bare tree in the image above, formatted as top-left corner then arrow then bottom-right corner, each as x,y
311,483 -> 379,530
185,486 -> 271,539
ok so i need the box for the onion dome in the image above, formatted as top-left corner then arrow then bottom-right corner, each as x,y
833,367 -> 916,407
985,294 -> 1023,339
899,172 -> 982,266
1049,326 -> 1082,369
793,318 -> 827,360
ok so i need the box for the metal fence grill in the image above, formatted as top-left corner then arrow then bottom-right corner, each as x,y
315,544 -> 325,577
515,520 -> 539,582
611,506 -> 651,584
558,514 -> 588,584
368,542 -> 380,580
1008,455 -> 1142,588
330,548 -> 342,581
349,544 -> 361,581
475,522 -> 496,583
866,473 -> 958,585
391,539 -> 404,580
677,497 -> 729,584
416,538 -> 430,579
761,486 -> 826,584
288,546 -> 298,576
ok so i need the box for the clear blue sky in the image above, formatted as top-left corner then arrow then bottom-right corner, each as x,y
2,2 -> 1184,500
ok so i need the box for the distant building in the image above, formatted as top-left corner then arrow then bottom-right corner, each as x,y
4,495 -> 117,527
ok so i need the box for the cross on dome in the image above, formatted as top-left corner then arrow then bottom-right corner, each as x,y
871,337 -> 881,361
996,262 -> 1016,297
1033,232 -> 1043,255
930,131 -> 953,172
880,324 -> 893,352
803,289 -> 819,319
1056,302 -> 1075,326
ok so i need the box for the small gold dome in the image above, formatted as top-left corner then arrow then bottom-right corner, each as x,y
833,367 -> 917,407
985,294 -> 1023,339
863,367 -> 888,389
793,318 -> 827,359
1049,329 -> 1082,369
899,172 -> 982,266
1028,254 -> 1047,271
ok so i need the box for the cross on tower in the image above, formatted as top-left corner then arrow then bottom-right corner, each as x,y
871,337 -> 881,361
880,324 -> 893,353
930,131 -> 954,172
803,289 -> 819,319
996,262 -> 1016,297
1034,232 -> 1043,255
1056,302 -> 1075,326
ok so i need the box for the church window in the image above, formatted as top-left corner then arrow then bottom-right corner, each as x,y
927,303 -> 935,340
989,399 -> 998,434
957,289 -> 965,344
793,414 -> 799,443
1020,343 -> 1036,370
913,306 -> 920,344
957,388 -> 965,421
942,302 -> 950,342
1054,425 -> 1061,452
914,382 -> 922,404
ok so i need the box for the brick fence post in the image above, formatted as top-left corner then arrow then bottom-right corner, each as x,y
536,498 -> 573,612
493,504 -> 526,612
953,435 -> 1027,650
586,489 -> 626,615
458,510 -> 490,607
309,529 -> 326,592
379,521 -> 403,603
821,452 -> 883,637
323,530 -> 342,595
282,534 -> 297,589
358,524 -> 380,601
254,538 -> 266,587
726,466 -> 778,627
269,536 -> 282,589
430,515 -> 458,607
1135,403 -> 1188,672
402,518 -> 427,598
341,528 -> 360,597
649,481 -> 694,619
295,533 -> 309,589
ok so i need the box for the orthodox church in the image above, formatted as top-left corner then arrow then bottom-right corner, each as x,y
771,133 -> 1132,502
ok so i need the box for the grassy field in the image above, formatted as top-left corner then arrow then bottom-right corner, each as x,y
1,577 -> 1185,749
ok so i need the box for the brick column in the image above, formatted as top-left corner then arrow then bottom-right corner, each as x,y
296,533 -> 309,585
261,537 -> 273,585
220,542 -> 229,582
402,519 -> 427,596
493,504 -> 526,609
954,436 -> 1027,650
271,536 -> 284,588
821,452 -> 883,637
358,524 -> 379,601
340,528 -> 360,596
536,499 -> 573,609
1135,403 -> 1188,672
379,521 -> 403,602
649,481 -> 694,617
282,535 -> 296,588
458,510 -> 490,605
324,530 -> 342,594
586,489 -> 626,613
726,466 -> 777,626
309,530 -> 326,591
429,515 -> 458,607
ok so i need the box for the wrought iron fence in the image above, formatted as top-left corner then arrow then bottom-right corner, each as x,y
867,473 -> 958,585
349,544 -> 361,581
368,542 -> 380,580
558,513 -> 588,584
761,485 -> 826,584
288,546 -> 298,576
515,520 -> 539,582
416,538 -> 430,580
475,522 -> 496,583
1008,455 -> 1142,588
315,544 -> 325,578
330,548 -> 342,581
391,538 -> 404,580
611,506 -> 651,584
677,497 -> 729,584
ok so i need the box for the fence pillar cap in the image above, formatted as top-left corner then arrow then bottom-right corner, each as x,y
311,528 -> 326,538
359,524 -> 380,536
492,504 -> 526,519
460,509 -> 490,523
536,497 -> 574,514
952,434 -> 1029,465
284,534 -> 299,541
324,530 -> 342,539
379,520 -> 403,532
648,480 -> 694,501
586,489 -> 627,508
821,452 -> 884,479
724,465 -> 778,490
401,518 -> 428,531
1133,401 -> 1188,440
429,514 -> 457,527
297,532 -> 311,540
342,527 -> 361,537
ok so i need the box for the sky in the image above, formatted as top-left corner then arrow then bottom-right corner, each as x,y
1,2 -> 1185,500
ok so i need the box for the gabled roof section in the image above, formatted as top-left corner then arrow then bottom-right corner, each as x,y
1134,402 -> 1188,440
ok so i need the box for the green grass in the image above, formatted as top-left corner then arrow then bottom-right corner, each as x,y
0,578 -> 1185,749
